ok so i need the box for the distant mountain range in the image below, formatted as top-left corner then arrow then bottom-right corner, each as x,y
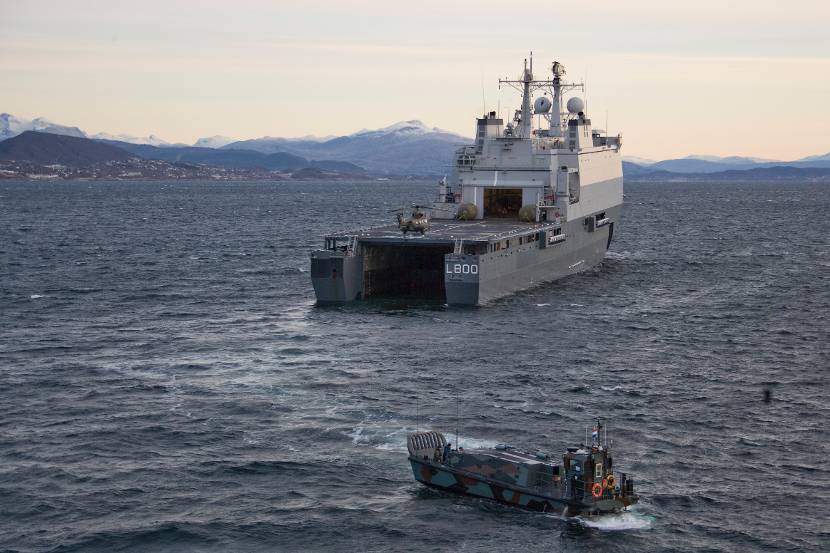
0,131 -> 132,165
622,163 -> 830,182
622,153 -> 830,176
223,121 -> 468,175
0,113 -> 469,175
96,139 -> 363,173
2,112 -> 829,179
0,132 -> 365,181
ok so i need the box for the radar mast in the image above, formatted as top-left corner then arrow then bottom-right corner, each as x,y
499,56 -> 585,139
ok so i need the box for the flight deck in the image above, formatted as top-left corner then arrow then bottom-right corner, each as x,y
324,219 -> 563,247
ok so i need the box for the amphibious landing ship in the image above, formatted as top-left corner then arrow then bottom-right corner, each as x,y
311,57 -> 623,306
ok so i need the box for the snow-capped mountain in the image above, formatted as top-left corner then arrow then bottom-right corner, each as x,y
193,135 -> 237,149
796,152 -> 830,162
349,120 -> 449,138
1,113 -> 171,146
222,120 -> 469,175
91,132 -> 171,147
1,113 -> 85,140
622,156 -> 657,166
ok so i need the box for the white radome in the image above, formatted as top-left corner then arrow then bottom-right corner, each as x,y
567,97 -> 585,114
534,97 -> 552,114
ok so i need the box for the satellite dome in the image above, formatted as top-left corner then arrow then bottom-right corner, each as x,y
534,96 -> 552,114
566,97 -> 585,114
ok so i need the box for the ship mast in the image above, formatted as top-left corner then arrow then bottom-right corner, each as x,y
499,56 -> 584,139
519,55 -> 533,138
549,61 -> 565,138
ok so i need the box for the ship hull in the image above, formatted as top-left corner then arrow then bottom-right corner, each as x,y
445,205 -> 619,305
311,204 -> 620,306
409,456 -> 630,515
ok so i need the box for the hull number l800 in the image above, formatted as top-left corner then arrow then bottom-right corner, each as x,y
446,263 -> 478,275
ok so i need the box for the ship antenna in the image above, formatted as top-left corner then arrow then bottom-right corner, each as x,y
481,73 -> 486,115
585,68 -> 589,116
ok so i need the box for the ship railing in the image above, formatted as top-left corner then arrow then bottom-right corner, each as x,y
323,235 -> 358,255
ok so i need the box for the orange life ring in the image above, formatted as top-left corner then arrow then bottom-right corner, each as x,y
591,483 -> 603,498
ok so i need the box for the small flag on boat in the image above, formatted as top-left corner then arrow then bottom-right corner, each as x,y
592,425 -> 599,441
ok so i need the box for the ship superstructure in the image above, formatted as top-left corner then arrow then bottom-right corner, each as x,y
311,56 -> 623,305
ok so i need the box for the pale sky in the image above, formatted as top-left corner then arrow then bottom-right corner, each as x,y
2,0 -> 829,160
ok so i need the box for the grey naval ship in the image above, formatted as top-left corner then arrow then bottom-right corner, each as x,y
407,422 -> 638,516
311,57 -> 623,306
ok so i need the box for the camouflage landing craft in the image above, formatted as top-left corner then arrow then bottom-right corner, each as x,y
407,422 -> 638,516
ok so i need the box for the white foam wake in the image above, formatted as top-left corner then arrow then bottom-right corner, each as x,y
347,423 -> 500,453
577,509 -> 654,531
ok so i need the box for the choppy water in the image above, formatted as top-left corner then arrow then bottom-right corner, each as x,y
1,180 -> 828,552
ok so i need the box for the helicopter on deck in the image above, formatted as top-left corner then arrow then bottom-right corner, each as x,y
392,205 -> 431,235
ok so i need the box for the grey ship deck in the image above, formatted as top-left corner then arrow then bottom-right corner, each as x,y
327,219 -> 558,246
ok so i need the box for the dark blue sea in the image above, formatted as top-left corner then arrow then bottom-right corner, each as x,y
1,180 -> 828,552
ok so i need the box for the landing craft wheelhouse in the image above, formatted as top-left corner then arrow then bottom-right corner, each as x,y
311,56 -> 623,305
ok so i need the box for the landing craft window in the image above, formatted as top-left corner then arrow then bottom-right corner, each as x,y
595,463 -> 603,479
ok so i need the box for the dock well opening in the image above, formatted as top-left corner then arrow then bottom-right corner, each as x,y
363,244 -> 453,301
484,188 -> 522,218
